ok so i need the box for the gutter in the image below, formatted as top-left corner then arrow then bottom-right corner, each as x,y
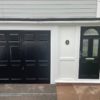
0,18 -> 100,24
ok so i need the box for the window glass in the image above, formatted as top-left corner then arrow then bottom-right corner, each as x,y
82,39 -> 88,57
84,29 -> 99,36
93,39 -> 99,57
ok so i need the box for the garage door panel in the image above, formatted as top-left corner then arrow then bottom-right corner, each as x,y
8,33 -> 20,41
0,30 -> 50,83
0,34 -> 6,41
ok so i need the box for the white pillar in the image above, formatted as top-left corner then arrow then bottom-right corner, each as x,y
97,0 -> 100,17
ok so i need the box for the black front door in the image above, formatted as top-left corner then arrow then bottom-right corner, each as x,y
79,27 -> 100,79
0,30 -> 50,83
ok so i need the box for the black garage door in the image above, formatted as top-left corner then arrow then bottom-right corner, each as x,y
0,30 -> 50,83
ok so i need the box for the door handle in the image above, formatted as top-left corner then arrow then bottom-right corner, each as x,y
85,58 -> 95,60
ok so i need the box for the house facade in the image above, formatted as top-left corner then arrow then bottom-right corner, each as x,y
0,0 -> 100,84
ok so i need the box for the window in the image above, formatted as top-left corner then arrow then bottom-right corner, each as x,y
83,29 -> 99,36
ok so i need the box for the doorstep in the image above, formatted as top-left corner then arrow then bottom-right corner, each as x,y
55,78 -> 100,84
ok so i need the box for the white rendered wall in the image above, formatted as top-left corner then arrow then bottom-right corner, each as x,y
97,0 -> 100,17
57,26 -> 80,80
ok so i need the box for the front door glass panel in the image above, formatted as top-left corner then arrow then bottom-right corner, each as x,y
93,39 -> 99,57
82,39 -> 88,57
